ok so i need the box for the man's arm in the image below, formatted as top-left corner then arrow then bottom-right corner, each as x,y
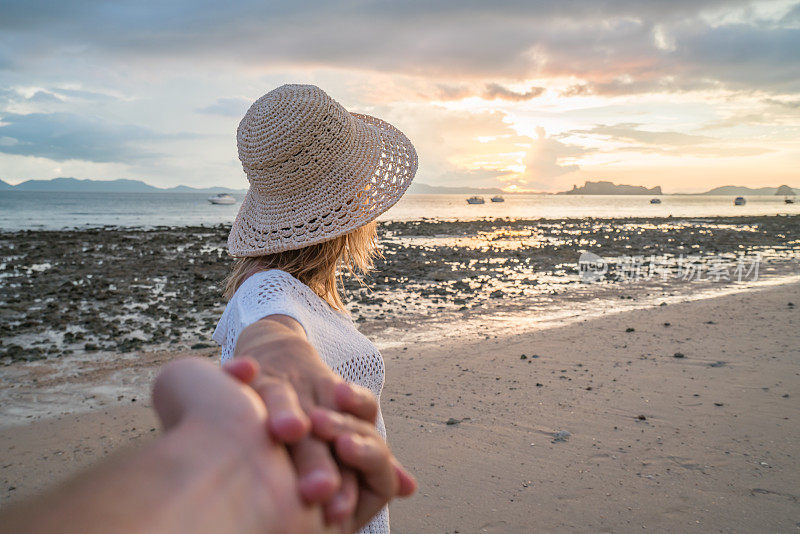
0,359 -> 329,534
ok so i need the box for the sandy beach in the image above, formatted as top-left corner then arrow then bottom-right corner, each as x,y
2,281 -> 797,532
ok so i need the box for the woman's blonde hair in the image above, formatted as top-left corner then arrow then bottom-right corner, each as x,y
223,221 -> 380,311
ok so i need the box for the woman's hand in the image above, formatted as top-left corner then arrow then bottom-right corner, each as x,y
309,408 -> 417,530
232,315 -> 410,526
234,315 -> 379,442
222,356 -> 416,532
151,357 -> 334,534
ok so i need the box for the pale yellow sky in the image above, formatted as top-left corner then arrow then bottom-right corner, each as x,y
353,76 -> 800,193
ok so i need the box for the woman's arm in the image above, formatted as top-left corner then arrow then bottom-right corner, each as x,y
234,314 -> 379,427
233,315 -> 413,524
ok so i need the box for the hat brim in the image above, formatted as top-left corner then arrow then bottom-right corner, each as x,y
227,112 -> 418,257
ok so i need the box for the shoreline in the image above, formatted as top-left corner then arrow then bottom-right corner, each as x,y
3,211 -> 800,232
373,272 -> 800,349
1,272 -> 799,429
1,280 -> 797,532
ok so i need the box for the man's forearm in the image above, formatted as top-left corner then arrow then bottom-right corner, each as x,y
0,416 -> 303,534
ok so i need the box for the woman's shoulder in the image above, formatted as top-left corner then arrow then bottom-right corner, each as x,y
229,268 -> 355,328
213,269 -> 308,348
233,269 -> 335,315
233,269 -> 300,300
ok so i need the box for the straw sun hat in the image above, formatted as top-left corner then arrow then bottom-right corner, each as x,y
227,84 -> 418,256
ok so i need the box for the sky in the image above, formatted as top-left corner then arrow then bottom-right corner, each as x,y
0,0 -> 798,193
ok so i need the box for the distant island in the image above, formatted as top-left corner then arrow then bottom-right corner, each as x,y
559,181 -> 662,195
0,177 -> 246,194
559,181 -> 799,196
695,185 -> 798,196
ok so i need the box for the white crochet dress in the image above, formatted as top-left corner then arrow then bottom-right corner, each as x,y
212,269 -> 389,534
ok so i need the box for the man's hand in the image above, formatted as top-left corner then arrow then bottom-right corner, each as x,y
152,357 -> 332,534
1,358 -> 335,534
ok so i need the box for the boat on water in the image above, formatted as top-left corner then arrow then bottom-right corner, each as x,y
491,195 -> 505,203
208,193 -> 237,205
734,196 -> 746,206
650,198 -> 661,204
466,196 -> 485,204
785,196 -> 796,204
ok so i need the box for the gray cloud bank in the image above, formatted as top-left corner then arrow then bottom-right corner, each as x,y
0,112 -> 159,162
435,83 -> 546,101
1,0 -> 798,95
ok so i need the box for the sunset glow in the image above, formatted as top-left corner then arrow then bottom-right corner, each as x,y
0,1 -> 798,193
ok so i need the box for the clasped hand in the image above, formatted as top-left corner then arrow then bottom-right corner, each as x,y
154,315 -> 415,533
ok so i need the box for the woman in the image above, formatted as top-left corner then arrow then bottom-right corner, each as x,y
212,84 -> 418,533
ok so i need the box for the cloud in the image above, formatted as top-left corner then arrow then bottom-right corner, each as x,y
783,2 -> 800,24
435,168 -> 514,187
52,87 -> 119,102
519,127 -> 587,188
576,123 -> 713,146
560,84 -> 594,97
482,83 -> 545,101
572,122 -> 773,157
433,84 -> 472,100
2,0 -> 796,95
667,22 -> 800,93
0,86 -> 120,109
763,97 -> 800,109
196,97 -> 251,117
434,82 -> 545,101
0,112 -> 159,163
376,104 -> 532,188
696,114 -> 768,130
27,90 -> 63,103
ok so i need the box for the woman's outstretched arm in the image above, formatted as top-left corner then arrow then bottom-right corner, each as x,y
233,315 -> 415,525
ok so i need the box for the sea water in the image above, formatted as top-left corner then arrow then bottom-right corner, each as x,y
0,191 -> 797,231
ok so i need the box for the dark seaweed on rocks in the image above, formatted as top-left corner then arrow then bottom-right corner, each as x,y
0,225 -> 231,361
1,215 -> 798,362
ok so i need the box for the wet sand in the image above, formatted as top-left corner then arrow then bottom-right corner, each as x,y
2,282 -> 798,532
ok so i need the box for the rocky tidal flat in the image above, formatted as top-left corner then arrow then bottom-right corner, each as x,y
1,215 -> 798,363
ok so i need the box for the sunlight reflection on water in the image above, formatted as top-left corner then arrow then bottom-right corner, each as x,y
2,192 -> 800,230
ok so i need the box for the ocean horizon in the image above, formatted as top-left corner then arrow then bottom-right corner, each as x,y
1,190 -> 798,231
